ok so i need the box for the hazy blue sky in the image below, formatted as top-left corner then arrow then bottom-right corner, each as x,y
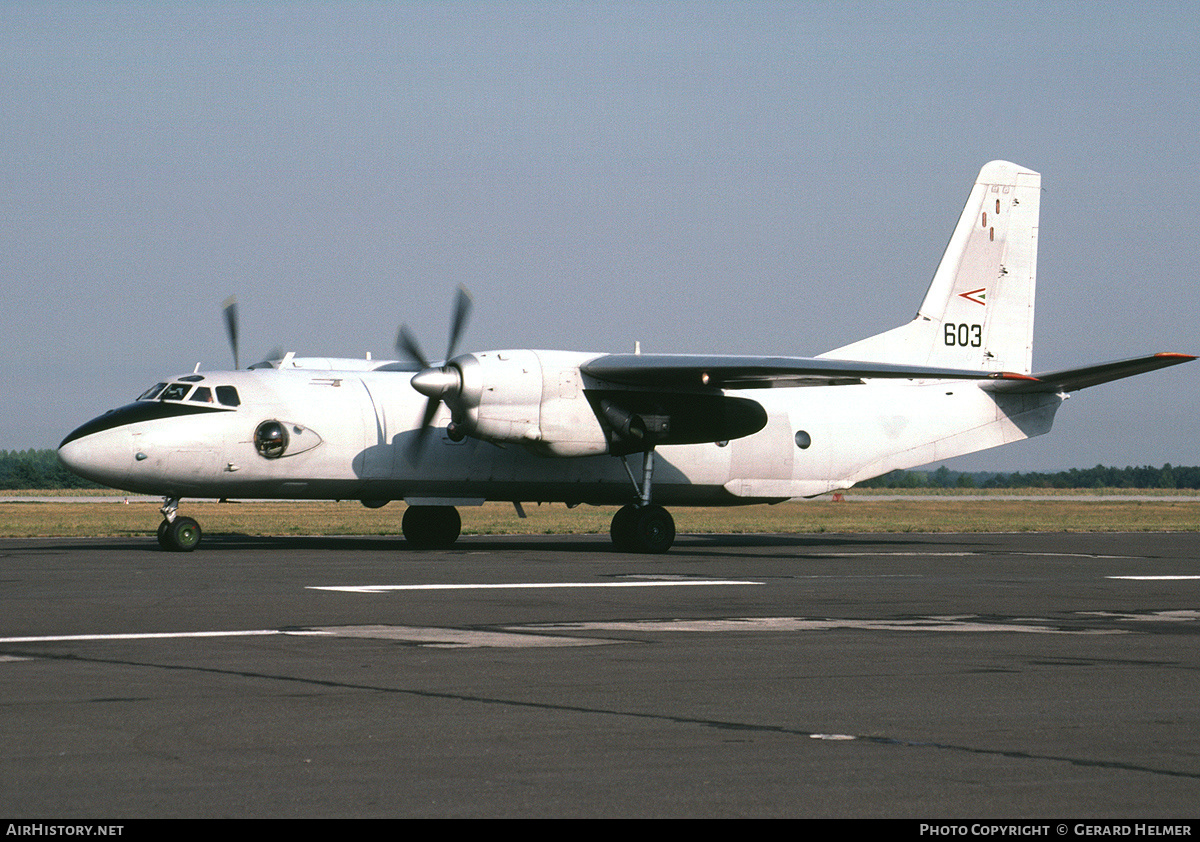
3,1 -> 1196,471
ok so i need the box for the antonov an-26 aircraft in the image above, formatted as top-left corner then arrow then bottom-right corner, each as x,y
59,161 -> 1193,553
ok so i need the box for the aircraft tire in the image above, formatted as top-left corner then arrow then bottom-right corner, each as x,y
157,519 -> 172,549
163,517 -> 202,552
610,505 -> 639,551
402,505 -> 461,550
630,505 -> 675,554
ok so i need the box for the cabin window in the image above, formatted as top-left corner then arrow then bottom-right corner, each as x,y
160,383 -> 193,402
795,430 -> 812,449
215,386 -> 241,407
138,383 -> 167,401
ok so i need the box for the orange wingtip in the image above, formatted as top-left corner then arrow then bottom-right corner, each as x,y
1154,352 -> 1197,360
990,371 -> 1041,381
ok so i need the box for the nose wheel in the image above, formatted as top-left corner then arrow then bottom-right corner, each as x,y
157,516 -> 202,551
157,498 -> 202,552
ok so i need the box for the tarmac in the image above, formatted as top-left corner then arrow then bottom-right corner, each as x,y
1,531 -> 1198,818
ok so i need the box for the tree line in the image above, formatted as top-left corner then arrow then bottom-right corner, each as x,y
0,449 -> 103,489
1,448 -> 1196,491
859,464 -> 1199,490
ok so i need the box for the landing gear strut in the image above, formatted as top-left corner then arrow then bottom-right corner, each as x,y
402,505 -> 461,549
157,497 -> 201,552
610,447 -> 676,553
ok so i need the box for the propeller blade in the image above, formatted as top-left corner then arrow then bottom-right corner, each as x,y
222,296 -> 239,370
445,285 -> 473,360
396,325 -> 429,369
406,397 -> 442,463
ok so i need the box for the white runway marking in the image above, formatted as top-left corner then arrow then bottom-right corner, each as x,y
523,616 -> 1124,635
6,611 -> 1190,652
304,624 -> 612,648
0,626 -> 609,650
803,551 -> 1131,559
1107,575 -> 1200,580
0,629 -> 293,644
309,579 -> 761,594
1080,610 -> 1200,621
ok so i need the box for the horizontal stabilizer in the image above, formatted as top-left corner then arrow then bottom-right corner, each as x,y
985,352 -> 1195,393
582,353 -> 1038,389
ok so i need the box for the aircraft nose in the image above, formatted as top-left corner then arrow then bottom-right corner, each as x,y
57,417 -> 133,487
56,436 -> 86,475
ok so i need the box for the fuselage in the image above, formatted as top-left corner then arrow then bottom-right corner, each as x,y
57,351 -> 1064,506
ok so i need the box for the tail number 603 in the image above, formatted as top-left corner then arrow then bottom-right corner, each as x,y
944,323 -> 982,347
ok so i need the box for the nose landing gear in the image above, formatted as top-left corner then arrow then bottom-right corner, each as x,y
157,497 -> 202,552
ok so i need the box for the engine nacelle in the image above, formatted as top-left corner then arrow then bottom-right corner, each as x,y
449,350 -> 610,457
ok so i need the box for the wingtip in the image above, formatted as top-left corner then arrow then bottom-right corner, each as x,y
1153,352 -> 1197,361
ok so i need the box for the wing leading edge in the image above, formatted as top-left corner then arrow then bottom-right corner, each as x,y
581,354 -> 1039,390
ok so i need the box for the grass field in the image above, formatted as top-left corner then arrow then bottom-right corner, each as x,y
2,489 -> 1199,538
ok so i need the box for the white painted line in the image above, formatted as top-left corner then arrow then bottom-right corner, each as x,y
308,579 -> 762,594
0,626 -> 608,650
1107,576 -> 1200,581
1079,610 -> 1200,621
524,616 -> 1124,636
0,629 -> 296,644
813,551 -> 1130,559
306,625 -> 613,648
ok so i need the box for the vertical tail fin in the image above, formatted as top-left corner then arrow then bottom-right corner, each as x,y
821,161 -> 1041,374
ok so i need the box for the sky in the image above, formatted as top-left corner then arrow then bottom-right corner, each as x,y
2,1 -> 1196,472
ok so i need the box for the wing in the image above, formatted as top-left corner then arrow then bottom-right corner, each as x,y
580,353 -> 1040,389
984,352 -> 1195,393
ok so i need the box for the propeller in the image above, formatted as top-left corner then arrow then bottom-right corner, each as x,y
396,285 -> 473,459
222,296 -> 285,368
222,295 -> 240,370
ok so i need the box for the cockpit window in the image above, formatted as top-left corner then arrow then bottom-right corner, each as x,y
138,383 -> 167,401
215,386 -> 241,407
189,387 -> 214,403
160,383 -> 193,402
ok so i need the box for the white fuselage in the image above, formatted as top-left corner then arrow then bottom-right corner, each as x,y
57,350 -> 1063,506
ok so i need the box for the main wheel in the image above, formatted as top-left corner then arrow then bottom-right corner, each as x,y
402,505 -> 462,549
610,505 -> 639,552
162,516 -> 202,552
611,505 -> 675,553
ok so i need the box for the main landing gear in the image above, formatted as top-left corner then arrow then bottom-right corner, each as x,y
609,447 -> 676,554
157,497 -> 201,552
